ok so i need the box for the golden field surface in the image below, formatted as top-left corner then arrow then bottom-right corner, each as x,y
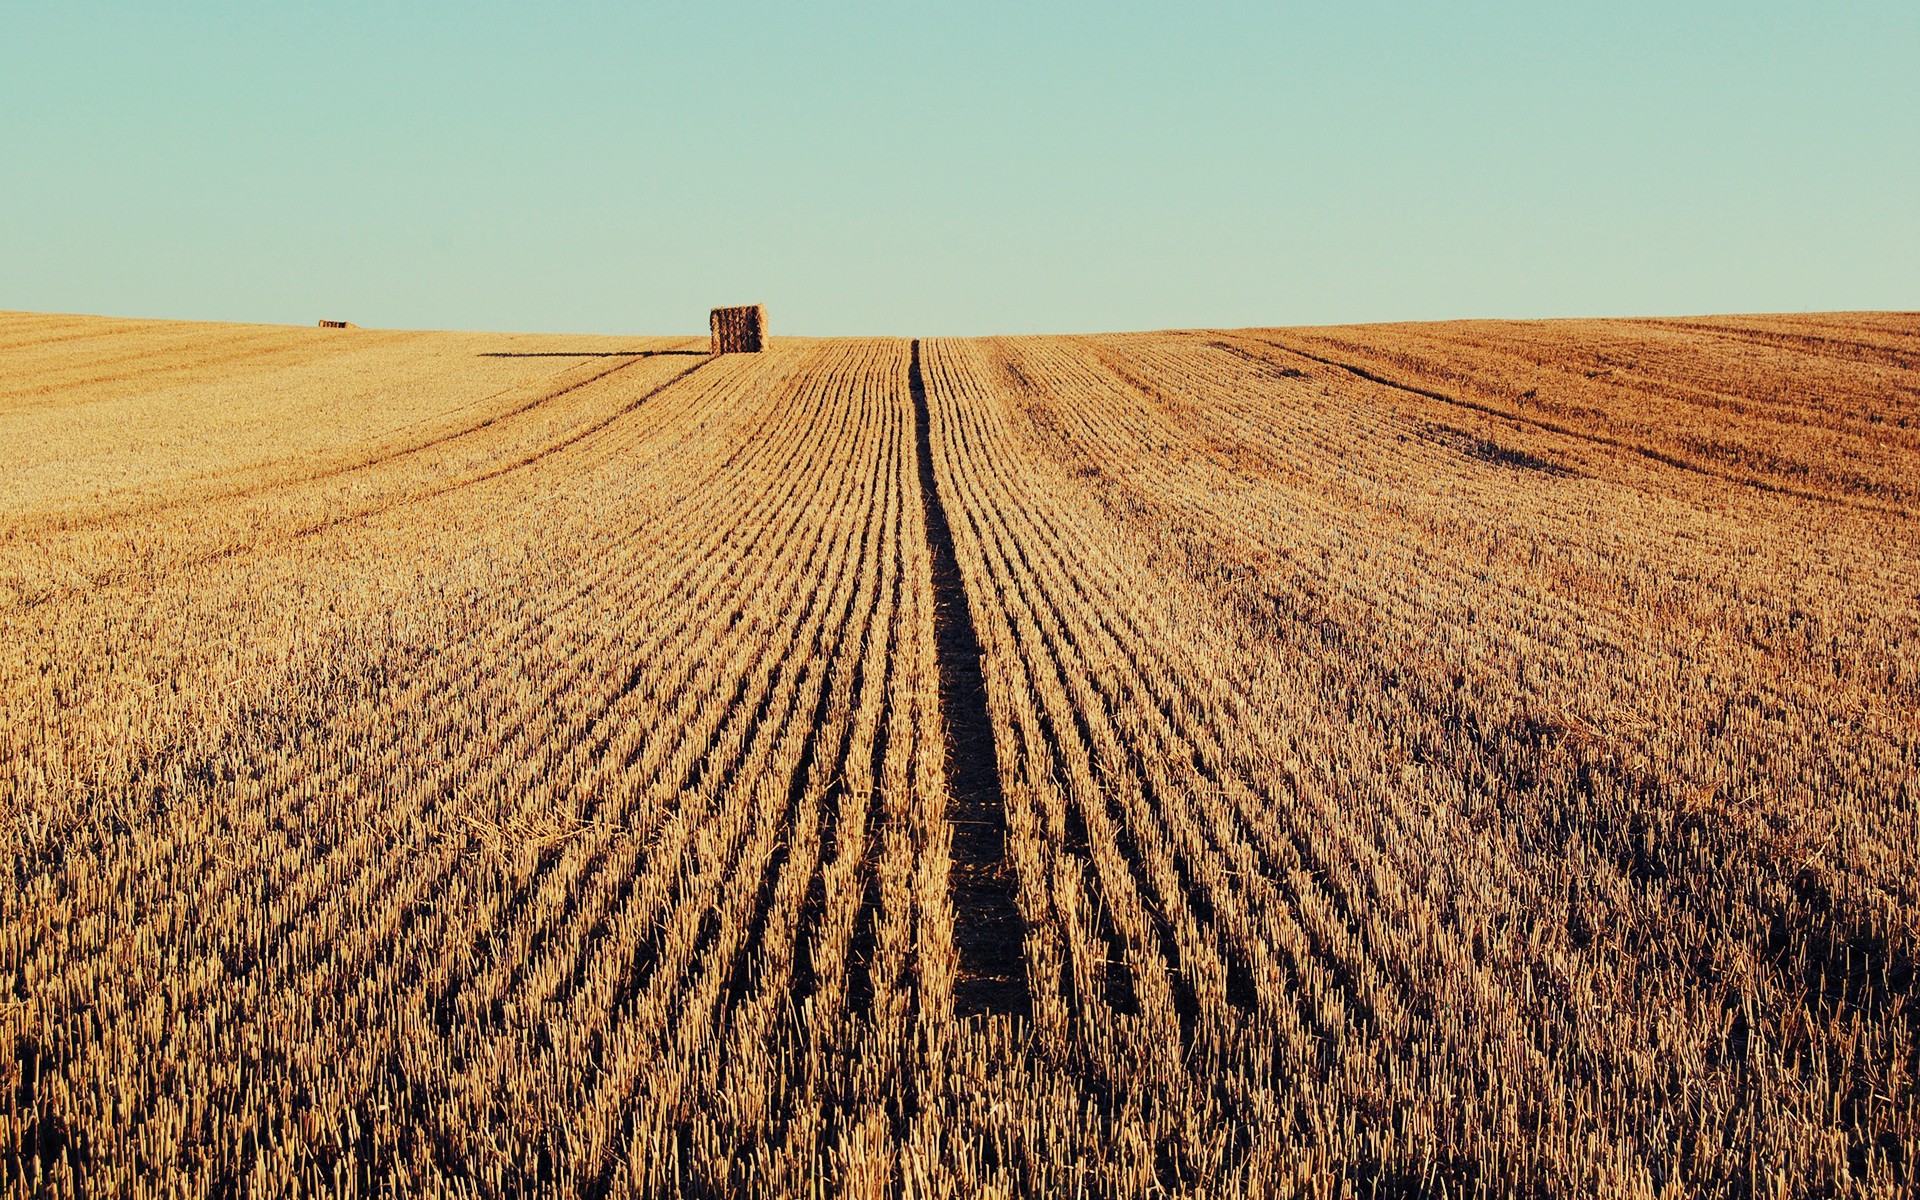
3,310 -> 1918,1197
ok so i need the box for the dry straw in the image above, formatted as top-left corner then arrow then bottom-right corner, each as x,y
710,305 -> 766,354
6,310 -> 1917,1197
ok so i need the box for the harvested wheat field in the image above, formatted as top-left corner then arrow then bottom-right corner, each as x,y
4,309 -> 1918,1197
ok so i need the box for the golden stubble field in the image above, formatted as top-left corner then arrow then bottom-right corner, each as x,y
3,310 -> 1917,1197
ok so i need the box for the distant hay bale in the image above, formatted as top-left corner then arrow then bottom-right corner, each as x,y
317,320 -> 355,329
710,306 -> 766,354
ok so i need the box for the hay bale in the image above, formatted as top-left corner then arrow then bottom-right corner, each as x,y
709,306 -> 766,354
317,320 -> 355,329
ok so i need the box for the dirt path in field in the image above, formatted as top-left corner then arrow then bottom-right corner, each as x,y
910,338 -> 1029,1018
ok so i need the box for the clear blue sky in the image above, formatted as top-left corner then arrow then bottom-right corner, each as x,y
3,2 -> 1915,336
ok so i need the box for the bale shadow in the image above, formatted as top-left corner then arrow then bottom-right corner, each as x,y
479,350 -> 709,358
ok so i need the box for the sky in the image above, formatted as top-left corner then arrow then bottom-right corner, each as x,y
3,2 -> 1916,336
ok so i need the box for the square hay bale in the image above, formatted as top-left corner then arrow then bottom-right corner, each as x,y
710,305 -> 766,354
317,319 -> 354,329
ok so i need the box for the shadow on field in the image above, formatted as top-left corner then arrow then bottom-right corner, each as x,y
479,350 -> 709,358
911,339 -> 1032,1021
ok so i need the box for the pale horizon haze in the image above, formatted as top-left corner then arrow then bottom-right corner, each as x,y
3,1 -> 1916,336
